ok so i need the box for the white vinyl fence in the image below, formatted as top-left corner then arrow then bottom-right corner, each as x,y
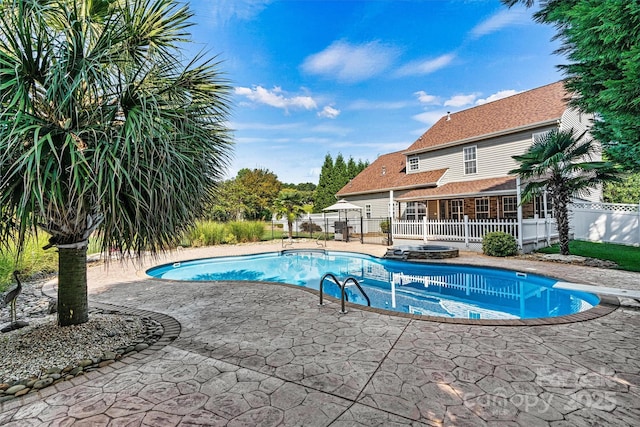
570,202 -> 640,246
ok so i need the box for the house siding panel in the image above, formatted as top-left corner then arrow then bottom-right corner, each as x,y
337,194 -> 390,218
559,109 -> 602,203
560,108 -> 593,134
415,127 -> 557,185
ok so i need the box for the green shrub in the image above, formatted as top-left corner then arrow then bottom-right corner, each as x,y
226,221 -> 264,242
301,221 -> 322,233
482,232 -> 518,257
0,234 -> 58,291
380,219 -> 390,233
184,221 -> 226,246
182,220 -> 265,246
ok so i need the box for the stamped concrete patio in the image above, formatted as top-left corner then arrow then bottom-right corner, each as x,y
1,241 -> 639,426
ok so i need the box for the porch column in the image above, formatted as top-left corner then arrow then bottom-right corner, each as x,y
389,190 -> 394,246
543,189 -> 550,245
516,177 -> 524,250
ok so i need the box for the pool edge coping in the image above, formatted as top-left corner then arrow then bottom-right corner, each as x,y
142,249 -> 622,327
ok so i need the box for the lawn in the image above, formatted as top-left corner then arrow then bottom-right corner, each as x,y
537,240 -> 640,272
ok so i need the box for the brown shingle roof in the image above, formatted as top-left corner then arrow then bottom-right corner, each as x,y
405,81 -> 569,154
397,176 -> 516,201
336,151 -> 447,196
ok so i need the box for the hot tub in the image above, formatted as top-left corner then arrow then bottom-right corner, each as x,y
384,245 -> 459,260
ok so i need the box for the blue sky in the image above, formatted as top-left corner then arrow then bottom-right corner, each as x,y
187,0 -> 562,184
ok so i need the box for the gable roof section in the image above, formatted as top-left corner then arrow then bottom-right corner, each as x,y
405,81 -> 569,154
336,151 -> 447,197
396,176 -> 516,201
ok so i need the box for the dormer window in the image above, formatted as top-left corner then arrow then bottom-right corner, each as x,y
408,156 -> 419,172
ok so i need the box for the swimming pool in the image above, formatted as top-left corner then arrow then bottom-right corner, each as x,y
146,250 -> 599,320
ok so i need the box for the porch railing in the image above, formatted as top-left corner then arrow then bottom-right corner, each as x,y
393,217 -> 519,242
392,216 -> 557,250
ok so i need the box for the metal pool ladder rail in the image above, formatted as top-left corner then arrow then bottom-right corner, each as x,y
319,273 -> 371,314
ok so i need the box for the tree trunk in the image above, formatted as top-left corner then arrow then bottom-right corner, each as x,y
57,246 -> 89,326
555,195 -> 571,256
288,220 -> 293,238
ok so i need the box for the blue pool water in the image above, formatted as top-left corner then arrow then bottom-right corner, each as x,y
146,250 -> 599,320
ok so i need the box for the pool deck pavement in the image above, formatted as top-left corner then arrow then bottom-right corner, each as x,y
1,240 -> 640,426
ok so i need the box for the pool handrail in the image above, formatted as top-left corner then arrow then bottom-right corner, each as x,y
319,273 -> 370,314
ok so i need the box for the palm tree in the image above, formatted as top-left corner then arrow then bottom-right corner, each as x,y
0,0 -> 233,326
510,128 -> 618,255
273,190 -> 308,239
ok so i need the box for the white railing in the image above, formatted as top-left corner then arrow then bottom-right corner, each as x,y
393,217 -> 519,243
392,216 -> 557,250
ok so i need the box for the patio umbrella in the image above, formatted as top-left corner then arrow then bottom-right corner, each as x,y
322,199 -> 363,212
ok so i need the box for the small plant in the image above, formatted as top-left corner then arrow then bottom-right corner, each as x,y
380,219 -> 390,234
301,222 -> 322,233
482,232 -> 518,257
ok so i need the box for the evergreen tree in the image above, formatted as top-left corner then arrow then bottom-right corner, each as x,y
332,154 -> 349,195
603,173 -> 640,204
503,0 -> 640,171
314,153 -> 370,212
347,157 -> 358,180
357,160 -> 369,175
314,154 -> 335,212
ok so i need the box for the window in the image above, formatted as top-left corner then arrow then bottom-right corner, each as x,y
405,202 -> 426,220
534,195 -> 554,218
365,204 -> 372,219
463,146 -> 477,175
408,156 -> 419,171
450,199 -> 464,220
503,196 -> 518,218
475,198 -> 489,219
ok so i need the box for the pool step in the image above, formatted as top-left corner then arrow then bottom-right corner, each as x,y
554,282 -> 640,300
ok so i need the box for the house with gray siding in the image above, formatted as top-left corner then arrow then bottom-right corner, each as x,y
336,81 -> 599,224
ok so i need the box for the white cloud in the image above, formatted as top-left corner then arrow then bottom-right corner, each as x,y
235,86 -> 317,111
210,0 -> 273,25
412,110 -> 448,126
475,89 -> 519,105
444,93 -> 479,108
302,40 -> 400,83
318,105 -> 341,119
395,53 -> 455,77
469,8 -> 529,39
414,91 -> 440,105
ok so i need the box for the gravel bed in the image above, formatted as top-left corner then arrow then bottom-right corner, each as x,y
1,278 -> 164,402
0,313 -> 145,383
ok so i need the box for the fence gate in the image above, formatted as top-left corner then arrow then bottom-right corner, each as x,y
361,217 -> 392,245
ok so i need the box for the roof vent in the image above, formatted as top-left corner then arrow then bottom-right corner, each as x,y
446,111 -> 451,121
382,166 -> 386,176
